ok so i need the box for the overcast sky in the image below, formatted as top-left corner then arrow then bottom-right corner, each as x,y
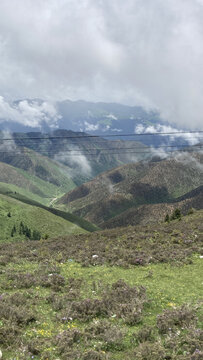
0,0 -> 203,128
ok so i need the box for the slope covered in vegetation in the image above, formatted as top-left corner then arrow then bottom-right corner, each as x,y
57,153 -> 203,227
0,210 -> 202,359
0,193 -> 88,242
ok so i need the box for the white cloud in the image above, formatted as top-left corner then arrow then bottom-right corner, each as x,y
55,148 -> 92,175
0,1 -> 203,128
135,123 -> 202,145
84,121 -> 99,132
174,151 -> 203,171
0,97 -> 60,128
106,114 -> 118,120
0,130 -> 17,151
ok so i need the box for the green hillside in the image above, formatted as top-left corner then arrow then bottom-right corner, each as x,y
0,144 -> 76,189
0,160 -> 75,206
0,194 -> 88,242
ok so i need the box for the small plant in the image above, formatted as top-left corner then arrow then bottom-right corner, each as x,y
136,326 -> 154,343
43,233 -> 49,240
187,207 -> 194,215
134,341 -> 166,360
157,305 -> 196,334
83,350 -> 107,360
56,329 -> 82,350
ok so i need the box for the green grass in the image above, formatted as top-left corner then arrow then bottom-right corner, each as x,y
0,153 -> 76,205
1,257 -> 202,359
64,257 -> 202,319
0,210 -> 202,359
0,194 -> 87,241
0,182 -> 54,206
0,186 -> 99,233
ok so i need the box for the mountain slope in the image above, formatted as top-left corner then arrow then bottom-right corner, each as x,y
0,186 -> 99,233
0,143 -> 76,190
104,185 -> 203,229
0,160 -> 75,205
56,152 -> 203,227
11,130 -> 150,185
0,193 -> 88,242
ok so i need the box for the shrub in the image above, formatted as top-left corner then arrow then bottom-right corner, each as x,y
136,326 -> 155,343
83,350 -> 107,360
134,342 -> 166,360
157,305 -> 196,334
165,214 -> 170,223
56,329 -> 82,351
170,208 -> 182,221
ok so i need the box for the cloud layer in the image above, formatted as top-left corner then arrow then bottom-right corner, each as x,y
0,97 -> 60,128
135,124 -> 202,145
0,0 -> 203,128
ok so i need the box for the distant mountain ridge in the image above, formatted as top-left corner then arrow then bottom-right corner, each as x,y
0,99 -> 163,135
8,130 -> 150,185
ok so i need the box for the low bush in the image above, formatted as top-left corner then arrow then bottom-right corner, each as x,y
157,305 -> 197,334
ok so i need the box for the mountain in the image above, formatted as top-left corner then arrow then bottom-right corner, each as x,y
56,152 -> 203,227
57,99 -> 163,136
0,149 -> 76,205
0,99 -> 163,135
104,186 -> 203,228
10,130 -> 150,185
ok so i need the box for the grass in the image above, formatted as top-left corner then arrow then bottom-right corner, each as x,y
0,258 -> 202,359
0,182 -> 54,206
0,155 -> 76,206
0,210 -> 202,359
0,194 -> 87,241
0,189 -> 99,233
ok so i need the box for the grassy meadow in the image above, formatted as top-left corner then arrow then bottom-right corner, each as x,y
0,210 -> 202,359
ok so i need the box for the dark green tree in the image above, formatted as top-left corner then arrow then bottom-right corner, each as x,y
170,208 -> 181,221
164,214 -> 170,223
19,221 -> 25,235
24,226 -> 31,238
11,225 -> 16,237
32,230 -> 41,240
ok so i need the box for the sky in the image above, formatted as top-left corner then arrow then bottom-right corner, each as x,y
0,0 -> 203,129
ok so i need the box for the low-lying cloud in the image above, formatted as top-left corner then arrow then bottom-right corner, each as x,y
54,148 -> 92,176
0,97 -> 60,128
0,130 -> 17,152
135,124 -> 202,146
